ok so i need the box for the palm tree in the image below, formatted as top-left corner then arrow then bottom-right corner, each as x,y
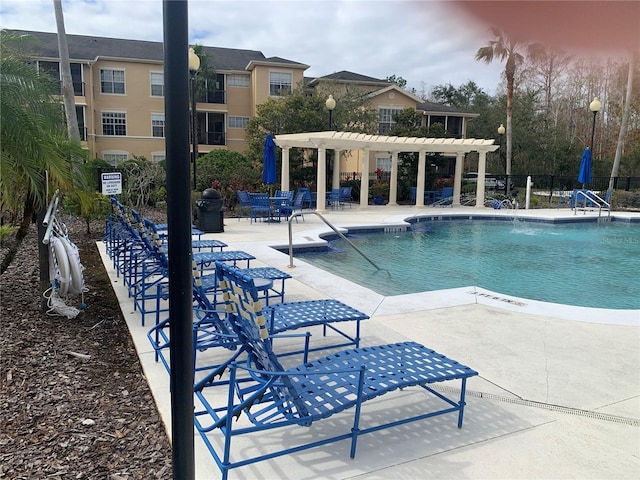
0,31 -> 84,273
475,28 -> 525,195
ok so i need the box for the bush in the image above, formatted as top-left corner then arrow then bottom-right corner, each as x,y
196,150 -> 261,214
611,190 -> 640,210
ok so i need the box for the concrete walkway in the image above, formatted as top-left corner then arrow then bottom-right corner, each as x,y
100,205 -> 639,479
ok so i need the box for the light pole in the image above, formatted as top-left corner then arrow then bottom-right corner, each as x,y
589,96 -> 602,153
188,47 -> 200,191
325,95 -> 336,190
326,94 -> 336,129
497,123 -> 507,196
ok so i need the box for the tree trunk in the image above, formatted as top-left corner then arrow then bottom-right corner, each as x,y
53,0 -> 81,141
608,51 -> 635,192
505,56 -> 515,196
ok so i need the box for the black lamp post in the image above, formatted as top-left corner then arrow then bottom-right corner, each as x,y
326,94 -> 336,129
325,95 -> 336,189
589,96 -> 602,153
188,47 -> 200,190
497,123 -> 507,195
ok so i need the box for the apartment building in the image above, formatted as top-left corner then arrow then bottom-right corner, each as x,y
10,29 -> 476,175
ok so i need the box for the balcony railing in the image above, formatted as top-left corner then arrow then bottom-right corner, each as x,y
58,80 -> 85,96
198,131 -> 226,146
196,90 -> 226,104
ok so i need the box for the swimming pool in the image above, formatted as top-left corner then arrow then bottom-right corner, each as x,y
296,219 -> 640,310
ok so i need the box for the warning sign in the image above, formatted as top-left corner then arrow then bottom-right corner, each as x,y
101,172 -> 122,195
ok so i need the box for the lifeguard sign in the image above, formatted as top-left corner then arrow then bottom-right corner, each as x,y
101,172 -> 122,195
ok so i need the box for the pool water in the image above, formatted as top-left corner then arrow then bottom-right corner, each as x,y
297,220 -> 640,310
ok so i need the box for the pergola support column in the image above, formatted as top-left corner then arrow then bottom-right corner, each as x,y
359,148 -> 370,206
332,149 -> 341,190
280,146 -> 290,191
416,151 -> 426,207
316,146 -> 327,212
388,151 -> 399,205
475,150 -> 488,208
453,152 -> 464,206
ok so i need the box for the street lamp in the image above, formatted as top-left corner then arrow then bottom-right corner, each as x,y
325,94 -> 336,129
188,47 -> 201,190
589,96 -> 602,153
497,124 -> 507,195
325,95 -> 337,190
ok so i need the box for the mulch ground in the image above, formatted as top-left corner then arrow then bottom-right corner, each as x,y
0,216 -> 172,479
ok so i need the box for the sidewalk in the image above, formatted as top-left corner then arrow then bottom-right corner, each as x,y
100,205 -> 640,479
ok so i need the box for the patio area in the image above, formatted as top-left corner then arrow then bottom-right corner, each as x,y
99,204 -> 640,479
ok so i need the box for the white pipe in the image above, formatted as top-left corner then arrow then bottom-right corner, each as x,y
43,190 -> 59,226
525,176 -> 532,209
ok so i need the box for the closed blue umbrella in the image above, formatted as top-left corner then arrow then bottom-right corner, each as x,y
578,147 -> 592,188
262,134 -> 277,188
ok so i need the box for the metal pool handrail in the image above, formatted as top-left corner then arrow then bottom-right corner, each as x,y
287,211 -> 381,271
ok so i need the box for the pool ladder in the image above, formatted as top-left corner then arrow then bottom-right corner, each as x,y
573,190 -> 611,221
286,211 -> 381,271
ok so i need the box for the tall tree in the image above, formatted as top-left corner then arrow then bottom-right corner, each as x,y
385,74 -> 407,89
609,51 -> 636,191
475,28 -> 525,194
53,0 -> 80,141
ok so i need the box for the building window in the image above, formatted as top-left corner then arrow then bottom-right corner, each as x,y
378,107 -> 402,134
151,113 -> 165,137
150,72 -> 164,96
76,105 -> 86,141
38,61 -> 85,96
376,154 -> 392,173
100,68 -> 125,94
151,153 -> 166,163
228,116 -> 249,129
102,112 -> 127,136
228,74 -> 249,87
103,152 -> 128,166
269,71 -> 292,96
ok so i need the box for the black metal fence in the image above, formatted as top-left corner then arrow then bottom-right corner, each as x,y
509,175 -> 640,193
339,171 -> 639,193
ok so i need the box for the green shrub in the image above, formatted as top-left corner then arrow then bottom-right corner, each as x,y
611,190 -> 640,210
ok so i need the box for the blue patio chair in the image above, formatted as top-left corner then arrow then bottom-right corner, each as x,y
278,191 -> 306,222
236,190 -> 252,221
327,188 -> 344,210
556,189 -> 571,209
432,187 -> 454,207
193,261 -> 479,480
248,193 -> 275,223
339,186 -> 353,207
297,187 -> 317,209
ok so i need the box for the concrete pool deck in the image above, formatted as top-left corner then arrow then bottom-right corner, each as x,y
100,205 -> 640,479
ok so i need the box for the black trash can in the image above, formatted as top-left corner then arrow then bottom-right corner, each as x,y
196,188 -> 224,233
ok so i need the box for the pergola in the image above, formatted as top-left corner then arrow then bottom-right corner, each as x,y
274,131 -> 500,210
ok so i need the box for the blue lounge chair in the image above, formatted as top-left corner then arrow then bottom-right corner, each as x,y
194,262 -> 479,480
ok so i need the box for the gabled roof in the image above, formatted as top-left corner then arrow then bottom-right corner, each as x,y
5,29 -> 303,72
246,56 -> 309,71
275,131 -> 498,154
307,70 -> 390,87
368,84 -> 424,104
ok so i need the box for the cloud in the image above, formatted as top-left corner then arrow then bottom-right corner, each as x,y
1,0 -> 504,94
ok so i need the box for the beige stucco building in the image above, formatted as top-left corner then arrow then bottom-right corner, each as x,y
11,29 -> 478,180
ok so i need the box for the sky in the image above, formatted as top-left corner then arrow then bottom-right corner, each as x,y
0,0 -> 506,96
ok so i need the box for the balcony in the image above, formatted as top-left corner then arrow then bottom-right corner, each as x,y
196,90 -> 226,105
198,131 -> 226,146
